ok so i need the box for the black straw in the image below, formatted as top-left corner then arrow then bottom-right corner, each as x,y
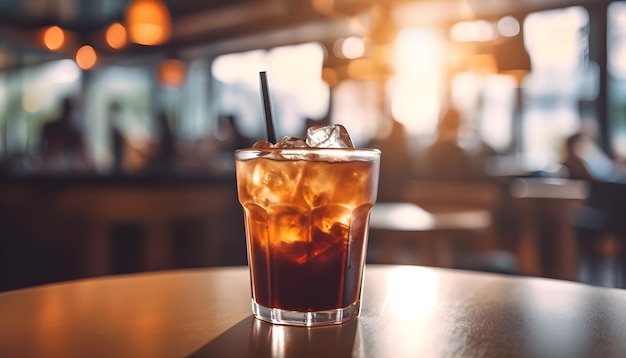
259,71 -> 277,144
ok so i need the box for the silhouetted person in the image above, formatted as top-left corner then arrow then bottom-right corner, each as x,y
561,133 -> 593,180
421,107 -> 481,181
218,114 -> 252,151
147,111 -> 176,171
108,101 -> 126,172
39,97 -> 89,172
368,118 -> 412,201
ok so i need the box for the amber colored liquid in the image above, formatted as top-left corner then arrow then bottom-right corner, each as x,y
236,155 -> 379,312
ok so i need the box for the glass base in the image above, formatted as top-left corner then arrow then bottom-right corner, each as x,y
251,300 -> 361,327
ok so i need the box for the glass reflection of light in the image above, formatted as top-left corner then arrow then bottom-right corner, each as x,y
270,324 -> 287,358
520,281 -> 588,356
385,266 -> 438,319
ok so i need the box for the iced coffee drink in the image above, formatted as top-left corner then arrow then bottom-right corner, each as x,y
235,125 -> 380,326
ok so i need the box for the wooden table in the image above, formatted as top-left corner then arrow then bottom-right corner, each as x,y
2,265 -> 626,357
369,203 -> 493,266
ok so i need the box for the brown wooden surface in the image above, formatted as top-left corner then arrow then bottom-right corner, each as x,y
2,265 -> 626,357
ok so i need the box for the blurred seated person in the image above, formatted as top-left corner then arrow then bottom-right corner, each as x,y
108,101 -> 126,173
561,132 -> 594,181
367,118 -> 412,201
560,127 -> 624,181
145,111 -> 176,172
419,106 -> 486,181
217,114 -> 252,151
39,97 -> 90,172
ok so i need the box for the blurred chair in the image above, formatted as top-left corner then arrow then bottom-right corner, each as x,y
58,182 -> 241,277
574,180 -> 626,288
509,178 -> 588,280
0,182 -> 87,291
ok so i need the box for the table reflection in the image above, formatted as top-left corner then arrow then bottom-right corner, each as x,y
191,316 -> 360,358
384,266 -> 438,319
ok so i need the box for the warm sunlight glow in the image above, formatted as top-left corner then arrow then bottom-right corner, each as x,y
450,20 -> 496,42
347,59 -> 375,79
390,29 -> 443,136
386,266 -> 438,319
321,67 -> 339,86
106,22 -> 128,49
525,6 -> 589,70
75,45 -> 97,70
125,0 -> 171,46
43,26 -> 65,50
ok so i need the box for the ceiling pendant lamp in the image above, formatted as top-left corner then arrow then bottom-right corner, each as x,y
125,0 -> 171,46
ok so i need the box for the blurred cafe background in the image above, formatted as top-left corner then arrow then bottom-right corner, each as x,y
2,0 -> 626,291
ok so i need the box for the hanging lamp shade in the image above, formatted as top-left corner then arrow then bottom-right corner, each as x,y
125,0 -> 171,46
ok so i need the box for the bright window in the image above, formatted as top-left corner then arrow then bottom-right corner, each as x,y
390,28 -> 444,137
521,6 -> 595,171
609,1 -> 626,160
211,43 -> 329,140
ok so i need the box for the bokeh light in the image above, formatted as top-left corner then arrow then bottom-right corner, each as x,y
43,26 -> 65,51
126,0 -> 171,46
498,16 -> 521,37
450,20 -> 497,42
340,37 -> 366,59
158,59 -> 186,88
75,45 -> 97,70
106,22 -> 128,49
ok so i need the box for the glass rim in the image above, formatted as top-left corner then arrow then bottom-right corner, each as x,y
235,147 -> 380,160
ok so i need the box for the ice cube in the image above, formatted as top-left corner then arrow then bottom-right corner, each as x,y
312,205 -> 352,234
275,136 -> 309,148
305,125 -> 354,148
269,205 -> 310,245
248,159 -> 303,207
309,222 -> 349,261
252,140 -> 273,148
